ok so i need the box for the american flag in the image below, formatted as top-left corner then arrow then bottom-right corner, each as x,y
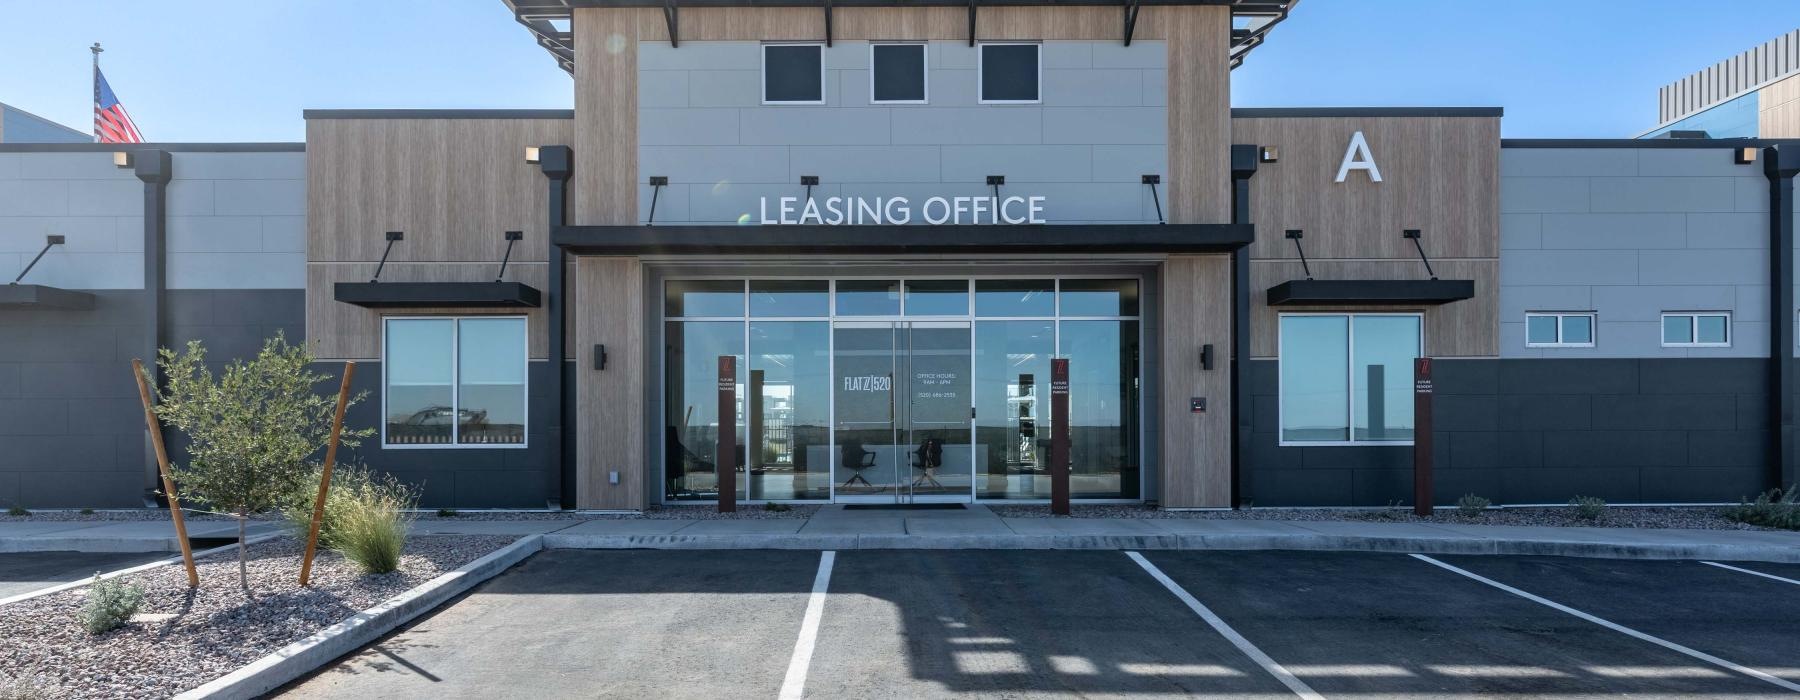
93,69 -> 143,144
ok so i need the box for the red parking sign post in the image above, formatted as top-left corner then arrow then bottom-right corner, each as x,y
1050,358 -> 1070,516
1413,357 -> 1434,516
718,356 -> 737,513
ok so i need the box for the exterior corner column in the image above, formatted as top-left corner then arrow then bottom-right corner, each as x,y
133,149 -> 172,506
1766,144 -> 1798,490
538,145 -> 576,508
1228,144 -> 1260,509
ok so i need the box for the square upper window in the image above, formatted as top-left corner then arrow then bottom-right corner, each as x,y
978,43 -> 1039,104
764,44 -> 824,104
870,43 -> 927,103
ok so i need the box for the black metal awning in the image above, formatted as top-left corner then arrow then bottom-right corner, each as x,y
551,224 -> 1253,255
333,281 -> 543,308
0,284 -> 96,310
1266,279 -> 1474,306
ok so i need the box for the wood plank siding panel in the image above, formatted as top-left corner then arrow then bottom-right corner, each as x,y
575,256 -> 645,510
1159,254 -> 1233,508
1759,72 -> 1800,138
573,9 -> 639,227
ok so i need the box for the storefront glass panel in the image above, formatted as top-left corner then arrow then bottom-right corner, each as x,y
975,320 -> 1054,498
835,280 -> 901,316
664,321 -> 745,500
1060,320 -> 1139,499
975,279 -> 1055,317
748,321 -> 831,500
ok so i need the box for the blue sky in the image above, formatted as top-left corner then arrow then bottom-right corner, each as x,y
0,0 -> 1795,142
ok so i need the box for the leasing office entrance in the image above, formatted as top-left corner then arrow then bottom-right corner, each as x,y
660,276 -> 1144,505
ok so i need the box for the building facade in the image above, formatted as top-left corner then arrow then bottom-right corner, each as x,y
1644,28 -> 1800,139
2,3 -> 1797,510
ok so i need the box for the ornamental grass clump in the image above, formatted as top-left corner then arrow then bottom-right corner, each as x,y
298,466 -> 417,575
76,575 -> 145,635
1723,487 -> 1800,530
1569,495 -> 1607,522
1456,493 -> 1491,517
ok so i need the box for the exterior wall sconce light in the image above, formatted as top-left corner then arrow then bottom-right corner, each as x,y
524,146 -> 541,164
1200,343 -> 1214,371
1259,146 -> 1279,163
1735,146 -> 1759,165
112,151 -> 133,168
593,343 -> 608,371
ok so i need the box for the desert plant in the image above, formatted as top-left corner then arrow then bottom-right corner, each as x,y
436,508 -> 459,517
79,508 -> 95,515
149,334 -> 372,588
4,506 -> 27,517
1723,487 -> 1800,530
76,575 -> 145,635
762,502 -> 791,513
331,475 -> 416,574
0,674 -> 59,700
1569,495 -> 1607,521
1456,493 -> 1491,517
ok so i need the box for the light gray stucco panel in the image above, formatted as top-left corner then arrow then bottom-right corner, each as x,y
640,41 -> 759,70
1596,321 -> 1664,358
639,70 -> 691,108
0,154 -> 21,179
1500,149 -> 1637,178
0,180 -> 70,216
1591,285 -> 1735,322
640,108 -> 741,146
1042,69 -> 1148,107
1734,177 -> 1769,212
941,145 -> 1093,183
0,217 -> 119,254
835,182 -> 990,210
66,180 -> 143,217
10,252 -> 142,290
639,146 -> 791,184
1636,149 -> 1760,178
937,43 -> 976,69
1024,182 -> 1157,223
1589,177 -> 1736,213
839,69 -> 872,106
687,183 -> 839,224
740,108 -> 891,145
1497,322 -> 1536,358
1499,177 -> 1590,213
1735,284 -> 1770,318
1501,285 -> 1592,318
1502,250 -> 1638,286
165,180 -> 214,216
212,179 -> 304,216
167,216 -> 263,253
1043,107 -> 1165,145
168,252 -> 304,290
891,108 -> 1043,145
1090,41 -> 1166,69
1092,145 -> 1167,182
637,183 -> 692,224
13,153 -> 136,180
1500,213 -> 1543,249
113,217 -> 142,253
260,216 -> 306,253
926,69 -> 977,107
1142,70 -> 1167,107
1636,249 -> 1767,285
686,70 -> 763,108
789,146 -> 941,184
1540,213 -> 1686,249
1040,41 -> 1093,69
1686,212 -> 1767,248
172,152 -> 306,181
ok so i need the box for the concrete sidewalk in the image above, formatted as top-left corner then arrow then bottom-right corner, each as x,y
5,506 -> 1798,561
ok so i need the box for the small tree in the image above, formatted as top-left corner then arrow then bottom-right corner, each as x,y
149,333 -> 371,589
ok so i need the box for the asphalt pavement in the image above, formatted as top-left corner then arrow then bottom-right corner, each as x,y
274,549 -> 1800,699
0,551 -> 170,599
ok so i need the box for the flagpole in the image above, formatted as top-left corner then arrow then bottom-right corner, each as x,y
90,42 -> 102,142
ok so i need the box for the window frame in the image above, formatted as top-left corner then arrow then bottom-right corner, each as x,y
868,42 -> 929,105
381,315 -> 530,450
761,42 -> 828,106
1524,312 -> 1597,348
1276,312 -> 1424,448
1660,311 -> 1732,348
976,42 -> 1042,105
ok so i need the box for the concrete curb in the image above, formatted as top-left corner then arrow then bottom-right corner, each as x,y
0,533 -> 285,608
540,532 -> 1800,563
175,534 -> 544,700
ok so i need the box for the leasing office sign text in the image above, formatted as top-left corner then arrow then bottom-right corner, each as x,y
758,195 -> 1048,225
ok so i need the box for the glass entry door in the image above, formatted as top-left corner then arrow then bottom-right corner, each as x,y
832,322 -> 973,502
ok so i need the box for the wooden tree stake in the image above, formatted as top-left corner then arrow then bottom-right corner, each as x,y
301,361 -> 356,586
132,358 -> 198,588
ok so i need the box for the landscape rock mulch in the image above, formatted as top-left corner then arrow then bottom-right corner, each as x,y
989,504 -> 1777,530
5,504 -> 821,523
0,534 -> 514,700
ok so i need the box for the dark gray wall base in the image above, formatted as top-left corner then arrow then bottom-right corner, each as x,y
1248,358 -> 1773,507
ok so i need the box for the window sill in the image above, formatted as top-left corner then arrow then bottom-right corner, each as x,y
1278,441 -> 1416,448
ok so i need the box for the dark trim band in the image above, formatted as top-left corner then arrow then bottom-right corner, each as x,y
332,281 -> 544,308
1266,279 -> 1475,306
302,109 -> 575,120
1503,138 -> 1800,149
1232,107 -> 1503,118
553,224 -> 1254,255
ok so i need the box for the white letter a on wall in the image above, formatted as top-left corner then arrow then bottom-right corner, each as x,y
1335,130 -> 1383,183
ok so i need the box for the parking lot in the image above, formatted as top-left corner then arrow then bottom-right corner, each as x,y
0,551 -> 169,600
277,549 -> 1800,699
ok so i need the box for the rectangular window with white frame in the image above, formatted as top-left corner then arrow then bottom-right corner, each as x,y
1525,312 -> 1596,348
870,43 -> 927,104
978,43 -> 1040,104
762,43 -> 825,104
383,316 -> 528,448
1279,313 -> 1423,445
1661,312 -> 1730,347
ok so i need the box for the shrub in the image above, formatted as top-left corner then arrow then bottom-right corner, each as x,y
1456,493 -> 1491,517
79,508 -> 94,515
436,508 -> 459,518
322,469 -> 417,575
762,502 -> 791,513
1723,487 -> 1800,530
77,575 -> 145,635
4,506 -> 27,517
1569,495 -> 1607,521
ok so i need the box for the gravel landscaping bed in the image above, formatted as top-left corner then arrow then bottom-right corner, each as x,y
988,504 -> 1778,530
1,510 -> 280,523
6,504 -> 819,523
0,534 -> 514,699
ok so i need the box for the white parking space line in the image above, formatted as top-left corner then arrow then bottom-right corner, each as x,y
1702,561 -> 1800,587
1125,552 -> 1325,700
778,550 -> 836,700
1410,554 -> 1800,694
